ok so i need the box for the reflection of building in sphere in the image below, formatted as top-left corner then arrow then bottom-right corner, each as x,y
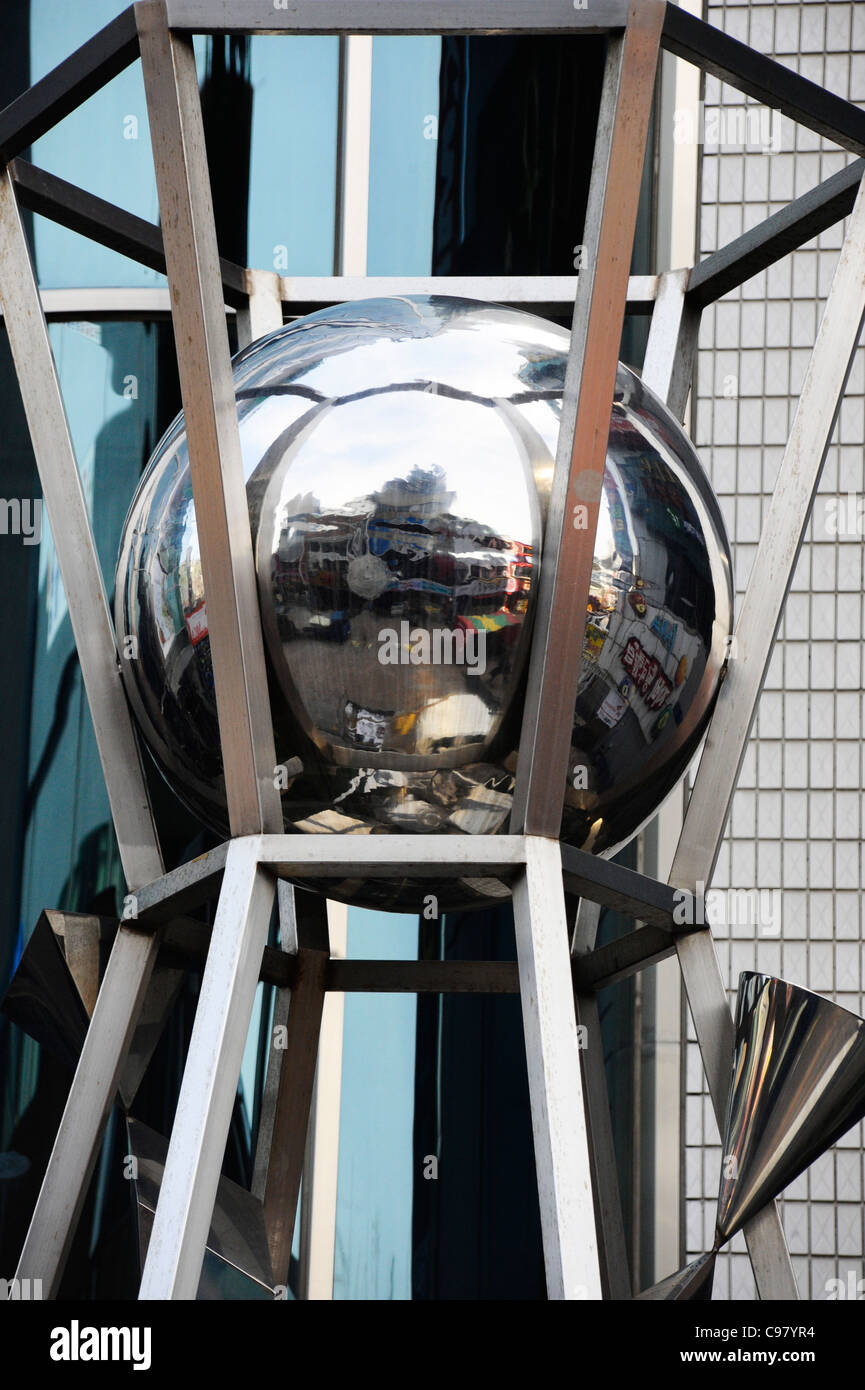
115,296 -> 733,913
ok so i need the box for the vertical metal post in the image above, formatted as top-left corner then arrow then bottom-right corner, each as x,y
511,1 -> 665,836
640,267 -> 700,423
251,887 -> 330,1289
570,898 -> 632,1299
298,901 -> 347,1301
237,268 -> 283,349
133,0 -> 291,1295
334,35 -> 372,277
512,838 -> 602,1300
0,165 -> 168,1296
137,0 -> 282,837
139,837 -> 275,1299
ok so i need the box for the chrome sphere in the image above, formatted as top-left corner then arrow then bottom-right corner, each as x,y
116,297 -> 733,912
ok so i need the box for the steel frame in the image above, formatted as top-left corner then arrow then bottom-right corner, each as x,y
4,0 -> 865,1302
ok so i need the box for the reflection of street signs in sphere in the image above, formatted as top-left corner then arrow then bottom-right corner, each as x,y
598,688 -> 627,729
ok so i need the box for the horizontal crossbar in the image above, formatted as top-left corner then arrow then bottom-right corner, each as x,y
278,274 -> 657,315
129,835 -> 693,944
157,911 -> 693,995
688,159 -> 865,309
163,0 -> 630,36
560,843 -> 684,930
661,5 -> 865,156
11,159 -> 248,307
572,925 -> 681,992
159,919 -> 523,993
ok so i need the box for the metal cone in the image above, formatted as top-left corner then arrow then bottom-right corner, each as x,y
716,972 -> 865,1243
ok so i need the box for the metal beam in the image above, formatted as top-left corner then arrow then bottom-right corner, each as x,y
326,959 -> 519,994
264,834 -> 522,878
10,159 -> 248,308
0,8 -> 140,164
576,991 -> 632,1298
688,159 -> 865,310
261,833 -> 527,880
512,838 -> 602,1300
133,835 -> 527,922
642,267 -> 700,423
160,914 -> 520,993
334,37 -> 372,278
237,269 -> 283,347
511,2 -> 665,837
137,0 -> 282,837
279,274 -> 658,317
139,839 -> 276,1299
296,900 -> 346,1301
255,895 -> 328,1287
1,287 -> 177,319
661,5 -> 865,157
560,843 -> 686,931
134,836 -> 685,938
572,925 -> 678,994
165,0 -> 629,36
570,898 -> 632,1300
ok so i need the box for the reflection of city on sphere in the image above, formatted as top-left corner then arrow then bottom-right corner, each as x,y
116,296 -> 734,912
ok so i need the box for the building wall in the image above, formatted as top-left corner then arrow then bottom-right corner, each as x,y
687,0 -> 865,1300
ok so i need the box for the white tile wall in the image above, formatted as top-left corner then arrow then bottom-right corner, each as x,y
686,0 -> 865,1302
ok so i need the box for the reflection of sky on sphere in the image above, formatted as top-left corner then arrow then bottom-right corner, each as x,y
235,298 -> 568,403
238,394 -> 312,482
269,391 -> 534,546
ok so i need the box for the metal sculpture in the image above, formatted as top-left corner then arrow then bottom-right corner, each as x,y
1,0 -> 864,1303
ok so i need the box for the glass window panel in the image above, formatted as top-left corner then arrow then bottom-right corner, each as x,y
19,319 -> 162,938
367,38 -> 440,275
333,907 -> 417,1300
29,0 -> 164,289
246,37 -> 339,276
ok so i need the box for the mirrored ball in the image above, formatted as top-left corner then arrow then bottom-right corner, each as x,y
116,296 -> 733,912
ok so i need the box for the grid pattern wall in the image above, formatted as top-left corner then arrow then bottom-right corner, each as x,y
686,0 -> 865,1301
